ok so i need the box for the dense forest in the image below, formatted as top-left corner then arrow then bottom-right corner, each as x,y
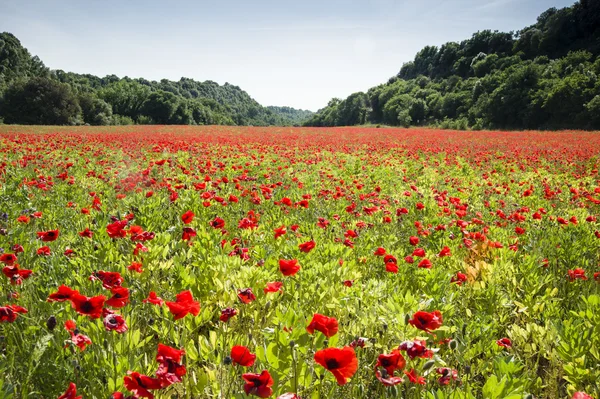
0,33 -> 312,126
305,0 -> 600,130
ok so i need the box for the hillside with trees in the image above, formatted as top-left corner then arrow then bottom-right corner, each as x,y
305,0 -> 600,130
0,32 -> 312,126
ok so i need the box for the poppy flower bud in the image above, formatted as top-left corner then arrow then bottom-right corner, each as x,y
148,318 -> 154,325
289,340 -> 296,349
423,360 -> 435,370
224,356 -> 232,365
405,313 -> 411,324
464,365 -> 471,374
382,323 -> 388,330
462,323 -> 467,336
449,340 -> 458,350
46,315 -> 57,331
323,339 -> 329,348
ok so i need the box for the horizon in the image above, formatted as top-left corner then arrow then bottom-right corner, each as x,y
1,0 -> 575,111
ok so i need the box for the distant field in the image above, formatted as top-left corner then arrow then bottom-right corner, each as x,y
0,126 -> 599,399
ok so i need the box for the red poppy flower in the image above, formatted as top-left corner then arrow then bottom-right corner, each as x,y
417,259 -> 432,269
156,344 -> 186,387
383,254 -> 397,264
0,253 -> 17,266
37,246 -> 51,256
572,392 -> 594,399
220,307 -> 237,322
79,228 -> 94,238
515,227 -> 525,235
386,263 -> 399,273
436,367 -> 458,385
128,262 -> 143,273
90,271 -> 123,289
242,370 -> 274,398
264,281 -> 283,294
409,236 -> 420,246
0,305 -> 28,323
404,368 -> 426,385
143,291 -> 164,306
71,294 -> 106,319
399,340 -> 434,359
314,346 -> 358,385
408,310 -> 443,333
210,217 -> 225,229
231,345 -> 256,367
343,280 -> 354,287
107,221 -> 128,238
438,246 -> 451,257
496,338 -> 512,348
451,272 -> 467,285
279,259 -> 300,276
48,285 -> 80,302
166,290 -> 200,320
182,227 -> 197,241
2,264 -> 33,285
273,225 -> 287,239
123,371 -> 163,399
103,309 -> 128,333
17,215 -> 30,223
37,229 -> 59,242
376,349 -> 406,376
568,269 -> 587,281
412,248 -> 426,257
306,313 -> 338,337
181,210 -> 195,224
106,287 -> 130,308
57,383 -> 82,399
374,247 -> 387,256
238,288 -> 256,304
298,240 -> 316,253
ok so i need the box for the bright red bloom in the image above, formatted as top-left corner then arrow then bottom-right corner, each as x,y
385,263 -> 399,273
37,246 -> 51,256
0,305 -> 28,323
0,253 -> 17,265
238,288 -> 256,304
231,345 -> 256,367
408,310 -> 443,333
79,228 -> 93,238
103,309 -> 128,333
166,290 -> 200,320
568,268 -> 587,281
67,330 -> 92,351
57,383 -> 82,399
496,337 -> 512,348
107,220 -> 128,238
274,225 -> 287,239
220,307 -> 237,322
298,240 -> 316,253
399,340 -> 434,359
106,286 -> 130,308
383,254 -> 397,264
181,210 -> 195,224
417,259 -> 432,269
451,272 -> 468,285
127,262 -> 143,273
374,247 -> 387,256
123,371 -> 163,399
436,367 -> 458,385
306,313 -> 338,337
143,291 -> 164,306
279,259 -> 300,276
572,393 -> 594,399
314,346 -> 358,385
264,281 -> 283,294
37,229 -> 59,242
438,246 -> 451,257
156,344 -> 186,387
71,294 -> 106,319
90,271 -> 123,289
182,227 -> 197,241
242,370 -> 274,398
48,285 -> 79,302
210,217 -> 225,229
412,248 -> 426,257
376,349 -> 406,376
409,236 -> 419,246
2,264 -> 33,285
404,368 -> 426,385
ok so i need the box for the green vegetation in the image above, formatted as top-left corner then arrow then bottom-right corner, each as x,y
305,0 -> 600,130
0,33 -> 312,126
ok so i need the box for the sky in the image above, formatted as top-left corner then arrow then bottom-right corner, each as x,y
1,0 -> 575,111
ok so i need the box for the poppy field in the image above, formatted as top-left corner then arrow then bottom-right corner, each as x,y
1,125 -> 599,399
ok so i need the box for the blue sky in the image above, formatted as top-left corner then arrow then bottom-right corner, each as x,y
1,0 -> 575,111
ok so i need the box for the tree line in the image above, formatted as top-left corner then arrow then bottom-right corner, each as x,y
305,0 -> 600,130
0,33 -> 312,126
